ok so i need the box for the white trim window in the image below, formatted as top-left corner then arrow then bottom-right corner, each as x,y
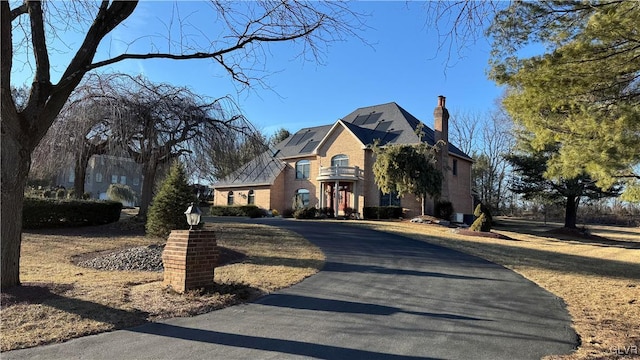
331,154 -> 349,167
295,188 -> 310,207
295,160 -> 310,179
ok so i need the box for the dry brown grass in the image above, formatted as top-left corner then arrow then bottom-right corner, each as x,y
352,218 -> 640,360
0,220 -> 324,352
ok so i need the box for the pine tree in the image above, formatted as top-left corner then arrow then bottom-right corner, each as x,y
146,161 -> 197,238
506,142 -> 621,229
489,1 -> 640,195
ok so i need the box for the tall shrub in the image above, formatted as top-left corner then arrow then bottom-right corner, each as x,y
434,200 -> 454,220
146,161 -> 196,238
470,203 -> 492,232
107,184 -> 137,205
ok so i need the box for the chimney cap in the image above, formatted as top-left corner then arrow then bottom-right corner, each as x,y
437,95 -> 446,108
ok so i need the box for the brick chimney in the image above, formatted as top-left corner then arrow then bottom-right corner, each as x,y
434,95 -> 449,145
433,95 -> 449,202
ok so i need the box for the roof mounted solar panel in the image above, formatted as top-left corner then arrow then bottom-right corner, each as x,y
285,133 -> 304,147
299,130 -> 315,144
300,140 -> 319,153
352,114 -> 369,125
364,113 -> 382,125
374,121 -> 391,132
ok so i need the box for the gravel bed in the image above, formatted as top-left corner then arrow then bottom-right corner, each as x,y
78,245 -> 164,272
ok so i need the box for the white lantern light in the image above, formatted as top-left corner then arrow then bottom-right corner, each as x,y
184,202 -> 201,230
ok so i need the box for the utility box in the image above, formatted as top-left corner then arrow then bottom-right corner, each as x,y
452,213 -> 464,223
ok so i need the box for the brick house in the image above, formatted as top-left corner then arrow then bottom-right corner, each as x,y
212,96 -> 473,219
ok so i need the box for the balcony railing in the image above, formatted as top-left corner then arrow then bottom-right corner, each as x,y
317,166 -> 363,181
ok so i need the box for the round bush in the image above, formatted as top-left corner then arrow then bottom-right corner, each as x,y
56,188 -> 66,199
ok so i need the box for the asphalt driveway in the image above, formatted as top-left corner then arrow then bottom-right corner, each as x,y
4,218 -> 577,359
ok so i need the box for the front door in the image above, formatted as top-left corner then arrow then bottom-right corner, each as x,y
339,182 -> 351,211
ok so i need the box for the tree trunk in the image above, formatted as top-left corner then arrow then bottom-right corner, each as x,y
1,132 -> 31,288
73,149 -> 89,199
137,157 -> 158,220
564,195 -> 579,229
73,141 -> 108,198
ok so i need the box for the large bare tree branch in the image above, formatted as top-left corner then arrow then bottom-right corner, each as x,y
11,2 -> 27,20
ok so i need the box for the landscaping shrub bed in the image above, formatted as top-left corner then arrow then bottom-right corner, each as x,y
23,198 -> 122,229
293,207 -> 318,219
208,205 -> 267,218
363,206 -> 403,219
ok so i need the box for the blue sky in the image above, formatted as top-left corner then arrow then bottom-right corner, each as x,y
14,1 -> 504,137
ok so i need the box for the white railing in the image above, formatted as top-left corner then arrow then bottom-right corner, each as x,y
317,166 -> 363,179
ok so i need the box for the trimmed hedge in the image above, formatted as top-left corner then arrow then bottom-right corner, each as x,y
208,205 -> 267,218
363,206 -> 403,219
23,197 -> 122,229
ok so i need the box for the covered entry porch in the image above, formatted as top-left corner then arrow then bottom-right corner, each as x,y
317,165 -> 363,217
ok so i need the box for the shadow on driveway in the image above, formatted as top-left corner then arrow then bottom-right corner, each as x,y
130,323 -> 441,360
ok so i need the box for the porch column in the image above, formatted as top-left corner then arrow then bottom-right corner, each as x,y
319,182 -> 324,208
334,180 -> 340,215
353,181 -> 359,218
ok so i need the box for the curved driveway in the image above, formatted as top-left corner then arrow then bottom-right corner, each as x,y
5,218 -> 577,359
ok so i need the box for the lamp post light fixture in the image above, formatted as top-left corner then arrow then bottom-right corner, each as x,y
184,202 -> 201,230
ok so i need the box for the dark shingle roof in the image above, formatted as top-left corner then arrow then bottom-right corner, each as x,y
214,102 -> 473,188
213,150 -> 286,187
273,125 -> 333,158
275,102 -> 472,160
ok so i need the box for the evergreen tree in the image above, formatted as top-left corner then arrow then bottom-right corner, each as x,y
489,1 -> 640,195
506,142 -> 621,229
146,161 -> 197,238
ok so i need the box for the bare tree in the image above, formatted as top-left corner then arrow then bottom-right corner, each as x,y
193,126 -> 269,184
31,74 -> 117,197
449,108 -> 514,214
422,1 -> 501,67
108,74 -> 254,219
1,1 -> 364,287
449,110 -> 480,156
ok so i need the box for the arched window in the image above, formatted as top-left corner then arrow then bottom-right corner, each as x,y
247,189 -> 255,205
331,154 -> 349,167
227,191 -> 234,206
295,160 -> 310,179
295,189 -> 310,208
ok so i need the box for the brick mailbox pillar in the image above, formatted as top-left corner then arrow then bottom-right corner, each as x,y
162,230 -> 219,293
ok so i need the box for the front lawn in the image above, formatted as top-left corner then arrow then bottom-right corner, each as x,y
0,221 -> 324,351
